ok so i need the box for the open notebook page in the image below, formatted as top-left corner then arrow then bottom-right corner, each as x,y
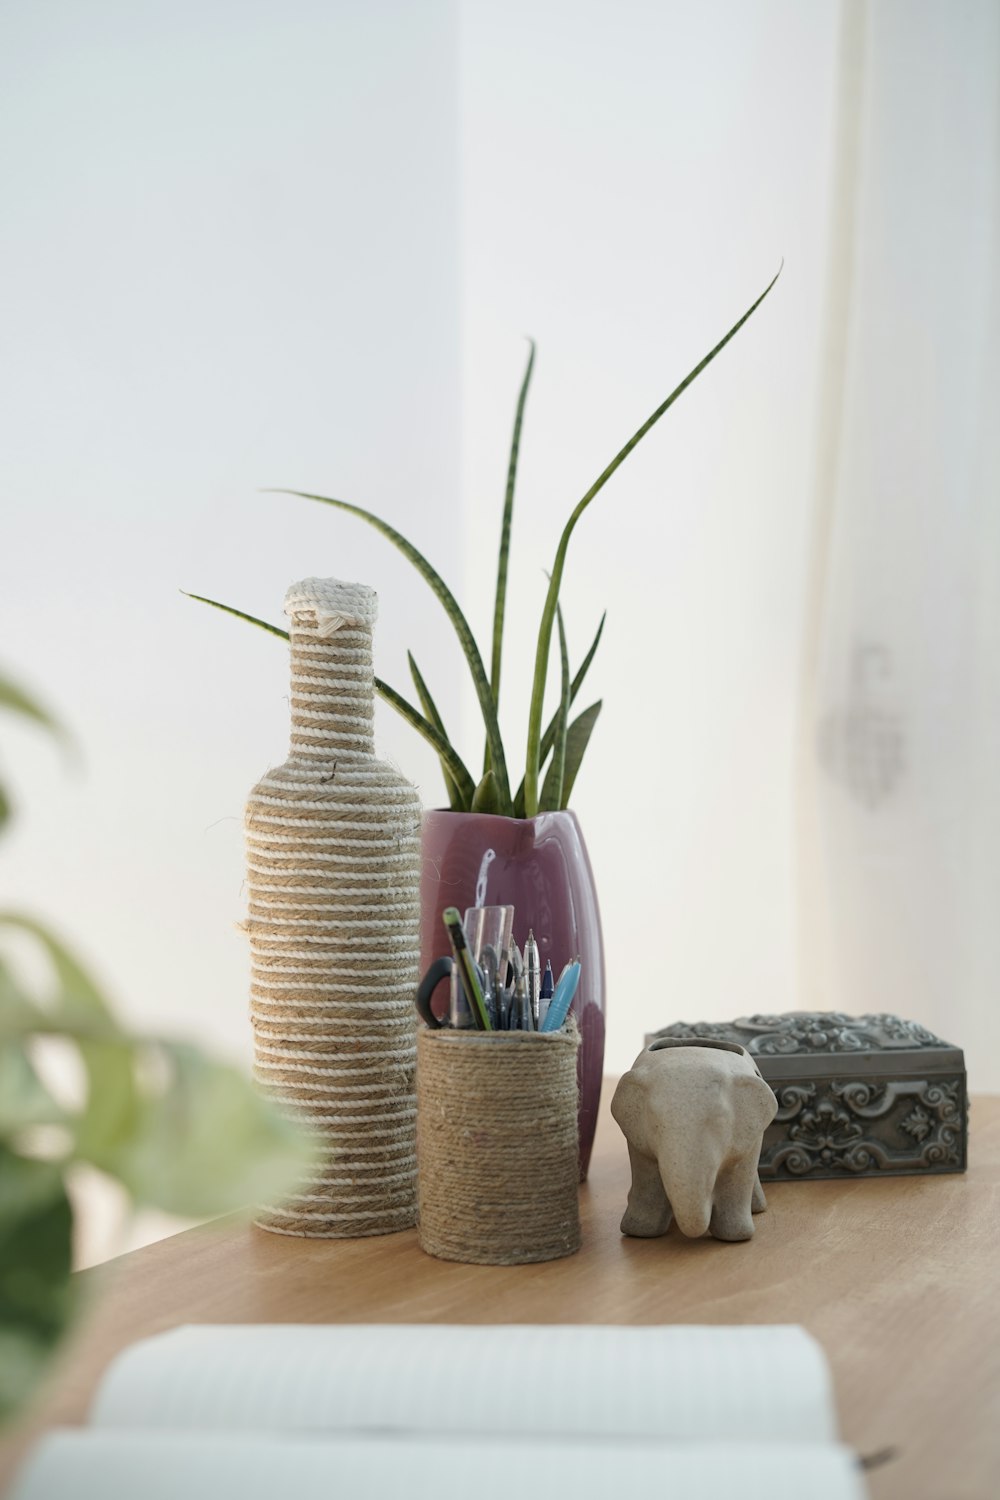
90,1324 -> 837,1443
12,1432 -> 867,1500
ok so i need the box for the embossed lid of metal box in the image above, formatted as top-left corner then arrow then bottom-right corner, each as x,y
645,1012 -> 967,1179
647,1011 -> 963,1078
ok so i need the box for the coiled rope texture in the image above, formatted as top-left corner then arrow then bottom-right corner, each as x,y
247,579 -> 422,1236
417,1025 -> 582,1264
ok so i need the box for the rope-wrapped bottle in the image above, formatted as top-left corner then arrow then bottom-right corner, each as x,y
246,578 -> 421,1236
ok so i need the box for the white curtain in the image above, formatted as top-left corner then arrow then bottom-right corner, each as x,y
798,0 -> 1000,1088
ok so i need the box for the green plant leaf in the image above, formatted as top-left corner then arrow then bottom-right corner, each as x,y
490,339 -> 535,709
373,677 -> 476,805
110,1043 -> 315,1218
182,593 -> 289,640
0,675 -> 66,743
0,913 -> 115,1027
539,608 -> 571,813
513,611 -> 605,817
549,700 -> 602,809
0,1042 -> 66,1135
0,917 -> 139,1168
270,490 -> 513,814
523,268 -> 781,815
0,1147 -> 76,1424
470,769 -> 504,814
407,653 -> 467,811
73,1037 -> 142,1170
0,959 -> 40,1037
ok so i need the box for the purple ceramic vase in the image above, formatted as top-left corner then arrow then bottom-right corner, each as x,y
419,809 -> 606,1179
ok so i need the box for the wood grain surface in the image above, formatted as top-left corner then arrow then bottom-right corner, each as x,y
4,1087 -> 998,1498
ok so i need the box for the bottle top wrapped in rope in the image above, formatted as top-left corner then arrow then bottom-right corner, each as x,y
284,578 -> 378,636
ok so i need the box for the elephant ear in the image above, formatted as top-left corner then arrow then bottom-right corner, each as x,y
609,1071 -> 645,1140
736,1070 -> 778,1127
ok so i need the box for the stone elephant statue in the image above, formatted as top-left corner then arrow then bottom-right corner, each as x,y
611,1038 -> 778,1242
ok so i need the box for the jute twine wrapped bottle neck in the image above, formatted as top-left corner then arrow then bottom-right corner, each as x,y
284,578 -> 378,761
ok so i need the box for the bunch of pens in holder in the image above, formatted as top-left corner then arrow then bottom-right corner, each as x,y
415,905 -> 583,1265
415,905 -> 582,1034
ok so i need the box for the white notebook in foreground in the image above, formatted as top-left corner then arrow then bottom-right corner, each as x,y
13,1324 -> 867,1500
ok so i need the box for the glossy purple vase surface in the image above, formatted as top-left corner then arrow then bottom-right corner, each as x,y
419,809 -> 606,1179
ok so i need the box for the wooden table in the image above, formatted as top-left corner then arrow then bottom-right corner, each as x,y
5,1089 -> 999,1498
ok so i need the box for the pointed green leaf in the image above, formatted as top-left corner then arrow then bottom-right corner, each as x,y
539,608 -> 571,813
513,611 -> 605,817
471,768 -> 504,814
490,339 -> 535,707
373,677 -> 476,806
407,653 -> 469,811
523,268 -> 781,815
182,593 -> 289,640
270,490 -> 512,813
556,700 -> 602,808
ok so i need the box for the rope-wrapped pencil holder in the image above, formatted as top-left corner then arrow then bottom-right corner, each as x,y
416,1023 -> 582,1265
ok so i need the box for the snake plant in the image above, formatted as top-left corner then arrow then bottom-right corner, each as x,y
189,271 -> 778,817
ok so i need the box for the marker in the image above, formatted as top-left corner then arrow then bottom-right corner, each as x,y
540,959 -> 581,1033
538,960 -> 554,1028
441,908 -> 492,1030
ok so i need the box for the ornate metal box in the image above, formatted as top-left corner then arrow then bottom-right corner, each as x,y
646,1012 -> 967,1181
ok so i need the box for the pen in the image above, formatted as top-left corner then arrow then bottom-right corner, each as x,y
540,958 -> 581,1033
441,907 -> 492,1031
480,944 -> 500,1029
538,960 -> 554,1028
524,929 -> 541,1027
512,969 -> 533,1031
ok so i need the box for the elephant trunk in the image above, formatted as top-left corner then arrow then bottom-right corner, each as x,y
657,1154 -> 715,1239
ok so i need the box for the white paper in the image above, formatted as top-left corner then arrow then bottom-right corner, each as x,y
11,1430 -> 867,1500
90,1323 -> 837,1444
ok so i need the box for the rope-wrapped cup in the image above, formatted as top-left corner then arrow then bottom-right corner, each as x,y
417,1024 -> 582,1264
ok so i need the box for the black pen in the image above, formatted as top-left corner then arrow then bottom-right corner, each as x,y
538,960 -> 554,1027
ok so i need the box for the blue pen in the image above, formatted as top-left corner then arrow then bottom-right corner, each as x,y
540,959 -> 581,1033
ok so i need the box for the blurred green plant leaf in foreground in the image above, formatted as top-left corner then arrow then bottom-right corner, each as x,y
0,673 -> 315,1425
98,1042 -> 313,1218
0,1151 -> 75,1423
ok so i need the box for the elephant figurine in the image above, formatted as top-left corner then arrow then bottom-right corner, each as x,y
611,1038 -> 778,1242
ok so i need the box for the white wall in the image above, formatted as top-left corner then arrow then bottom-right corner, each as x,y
803,0 -> 1000,1086
1,0 -> 462,1062
459,0 -> 841,1074
0,0 -> 462,1260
